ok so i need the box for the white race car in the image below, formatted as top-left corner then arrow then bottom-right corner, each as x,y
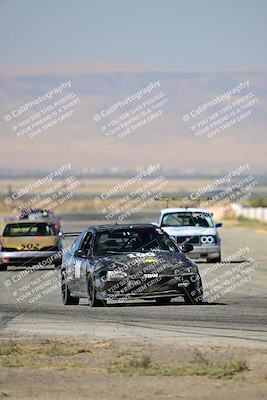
155,208 -> 222,263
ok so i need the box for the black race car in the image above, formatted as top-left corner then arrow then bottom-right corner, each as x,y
60,224 -> 203,307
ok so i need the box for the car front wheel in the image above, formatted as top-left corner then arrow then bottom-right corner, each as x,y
61,272 -> 79,305
87,276 -> 107,307
183,280 -> 203,304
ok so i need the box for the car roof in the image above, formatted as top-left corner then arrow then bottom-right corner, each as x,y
5,219 -> 55,225
87,223 -> 156,233
160,208 -> 211,214
20,209 -> 53,213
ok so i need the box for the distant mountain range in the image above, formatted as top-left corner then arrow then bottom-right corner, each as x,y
0,62 -> 266,175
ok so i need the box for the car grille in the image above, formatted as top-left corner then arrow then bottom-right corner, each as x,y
176,236 -> 200,244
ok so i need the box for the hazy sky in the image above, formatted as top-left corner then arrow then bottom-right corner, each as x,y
0,0 -> 266,71
0,0 -> 266,175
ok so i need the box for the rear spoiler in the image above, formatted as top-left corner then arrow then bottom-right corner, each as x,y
59,231 -> 81,238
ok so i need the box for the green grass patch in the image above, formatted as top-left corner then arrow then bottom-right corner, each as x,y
249,198 -> 267,207
237,215 -> 259,223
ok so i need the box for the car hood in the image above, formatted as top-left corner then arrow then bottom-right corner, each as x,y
162,226 -> 216,236
93,251 -> 198,275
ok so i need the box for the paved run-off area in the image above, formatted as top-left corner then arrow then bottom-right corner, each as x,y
0,221 -> 266,399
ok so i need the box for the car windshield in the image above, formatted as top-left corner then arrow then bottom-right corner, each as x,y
93,227 -> 178,255
162,212 -> 214,228
3,223 -> 56,237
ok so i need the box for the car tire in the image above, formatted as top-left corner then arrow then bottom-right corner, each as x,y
155,297 -> 171,305
184,279 -> 203,305
0,265 -> 8,271
184,292 -> 203,304
61,272 -> 79,305
207,254 -> 221,263
87,276 -> 107,307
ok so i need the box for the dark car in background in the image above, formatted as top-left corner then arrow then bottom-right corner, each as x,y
60,224 -> 203,307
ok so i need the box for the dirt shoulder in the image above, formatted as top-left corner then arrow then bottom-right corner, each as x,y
222,218 -> 267,234
0,332 -> 266,400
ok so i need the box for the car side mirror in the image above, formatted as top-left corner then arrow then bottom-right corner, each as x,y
181,243 -> 194,253
215,222 -> 223,228
74,249 -> 87,258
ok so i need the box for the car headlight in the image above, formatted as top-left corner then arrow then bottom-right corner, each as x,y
201,235 -> 215,244
174,261 -> 198,274
175,267 -> 191,275
106,270 -> 128,280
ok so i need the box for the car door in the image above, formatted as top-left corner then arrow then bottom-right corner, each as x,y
74,231 -> 93,295
62,233 -> 84,294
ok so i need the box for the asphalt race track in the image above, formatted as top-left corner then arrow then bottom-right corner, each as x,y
0,219 -> 266,348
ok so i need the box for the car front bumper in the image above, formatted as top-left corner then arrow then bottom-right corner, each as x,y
0,250 -> 62,267
96,273 -> 202,301
188,245 -> 221,260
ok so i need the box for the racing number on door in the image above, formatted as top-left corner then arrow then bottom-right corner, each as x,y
75,260 -> 82,278
74,231 -> 92,280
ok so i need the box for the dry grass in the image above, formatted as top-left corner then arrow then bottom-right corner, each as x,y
223,217 -> 267,232
0,339 -> 248,379
107,354 -> 248,378
0,338 -> 94,369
